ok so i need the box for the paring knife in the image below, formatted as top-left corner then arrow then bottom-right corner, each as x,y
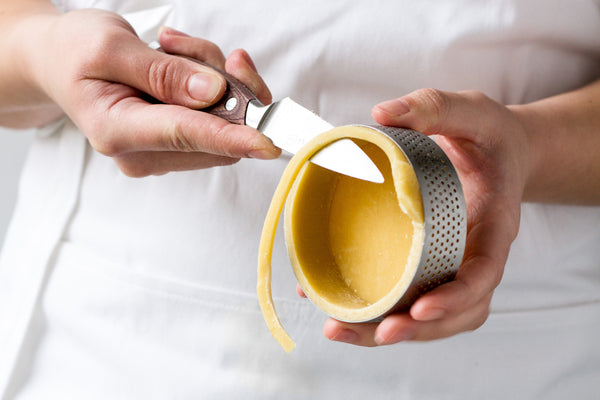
191,60 -> 384,183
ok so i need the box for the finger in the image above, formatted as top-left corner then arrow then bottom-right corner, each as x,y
324,315 -> 415,347
323,318 -> 380,347
89,29 -> 226,109
323,212 -> 514,346
296,284 -> 307,298
114,151 -> 240,177
80,80 -> 280,158
325,296 -> 491,347
376,296 -> 491,344
225,49 -> 273,105
371,88 -> 497,141
158,26 -> 227,70
409,210 -> 513,322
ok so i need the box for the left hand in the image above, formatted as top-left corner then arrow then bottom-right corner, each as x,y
312,88 -> 532,345
18,9 -> 278,176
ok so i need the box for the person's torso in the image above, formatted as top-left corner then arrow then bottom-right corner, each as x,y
5,1 -> 600,399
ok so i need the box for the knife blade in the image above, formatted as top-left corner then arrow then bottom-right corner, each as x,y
201,64 -> 384,183
244,98 -> 384,183
151,44 -> 384,183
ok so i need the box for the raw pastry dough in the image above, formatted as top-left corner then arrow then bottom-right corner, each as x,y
258,126 -> 424,352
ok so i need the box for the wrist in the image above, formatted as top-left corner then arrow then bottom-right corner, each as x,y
507,103 -> 546,202
2,8 -> 65,126
508,82 -> 600,205
13,12 -> 61,100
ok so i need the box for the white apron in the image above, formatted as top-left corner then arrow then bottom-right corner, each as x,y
1,1 -> 600,398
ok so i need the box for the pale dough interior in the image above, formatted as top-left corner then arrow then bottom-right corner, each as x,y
258,126 -> 424,352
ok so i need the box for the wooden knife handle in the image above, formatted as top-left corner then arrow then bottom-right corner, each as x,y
160,48 -> 261,125
201,62 -> 261,125
180,56 -> 262,125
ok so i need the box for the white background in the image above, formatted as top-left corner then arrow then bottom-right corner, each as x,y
0,128 -> 34,251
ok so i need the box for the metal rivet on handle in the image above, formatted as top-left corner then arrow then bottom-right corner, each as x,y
225,97 -> 238,111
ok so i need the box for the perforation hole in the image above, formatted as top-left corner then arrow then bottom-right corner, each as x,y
375,126 -> 466,297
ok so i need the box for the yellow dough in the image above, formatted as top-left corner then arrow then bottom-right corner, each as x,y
257,126 -> 424,352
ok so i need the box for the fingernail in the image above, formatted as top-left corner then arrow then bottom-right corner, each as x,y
248,147 -> 280,160
331,329 -> 359,344
159,26 -> 188,37
188,73 -> 222,102
239,49 -> 258,73
247,135 -> 280,159
376,98 -> 410,116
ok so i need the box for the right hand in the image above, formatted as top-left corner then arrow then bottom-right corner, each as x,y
315,89 -> 528,346
26,9 -> 280,176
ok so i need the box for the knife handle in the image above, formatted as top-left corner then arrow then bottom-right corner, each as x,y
201,63 -> 263,125
158,48 -> 261,125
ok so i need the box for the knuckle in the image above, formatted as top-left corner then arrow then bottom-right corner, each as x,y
166,118 -> 197,152
147,58 -> 182,103
186,39 -> 225,66
91,139 -> 121,157
471,308 -> 490,331
84,126 -> 114,156
460,89 -> 489,103
59,10 -> 136,78
86,126 -> 123,157
467,298 -> 492,332
203,41 -> 224,60
86,124 -> 129,157
210,124 -> 236,156
82,31 -> 125,74
79,102 -> 135,158
211,124 -> 258,158
415,88 -> 449,119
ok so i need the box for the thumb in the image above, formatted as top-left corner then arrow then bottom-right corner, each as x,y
96,37 -> 226,109
372,88 -> 492,140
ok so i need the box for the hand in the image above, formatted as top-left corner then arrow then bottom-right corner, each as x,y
315,88 -> 531,345
27,9 -> 279,176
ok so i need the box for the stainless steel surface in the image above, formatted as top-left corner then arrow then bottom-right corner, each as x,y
284,124 -> 467,323
364,125 -> 467,318
246,99 -> 384,183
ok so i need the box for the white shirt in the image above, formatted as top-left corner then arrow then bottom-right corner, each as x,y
1,1 -> 599,398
